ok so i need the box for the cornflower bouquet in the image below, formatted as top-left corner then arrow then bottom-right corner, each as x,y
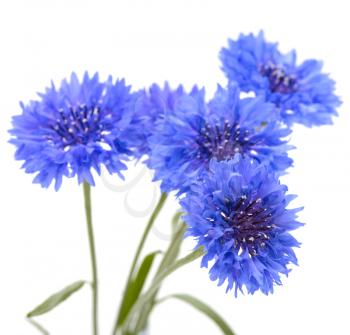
9,31 -> 340,335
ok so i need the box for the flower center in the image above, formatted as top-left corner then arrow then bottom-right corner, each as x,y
49,104 -> 109,148
221,196 -> 273,256
197,121 -> 252,162
260,62 -> 297,94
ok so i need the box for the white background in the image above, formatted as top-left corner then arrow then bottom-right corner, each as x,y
0,0 -> 349,334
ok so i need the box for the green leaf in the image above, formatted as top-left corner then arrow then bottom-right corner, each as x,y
132,222 -> 187,334
27,280 -> 85,317
133,251 -> 161,299
27,318 -> 50,335
160,294 -> 236,335
122,247 -> 204,332
116,251 -> 160,327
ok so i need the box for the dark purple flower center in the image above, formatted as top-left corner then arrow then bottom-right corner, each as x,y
221,196 -> 273,256
48,104 -> 110,148
260,62 -> 297,94
197,121 -> 253,162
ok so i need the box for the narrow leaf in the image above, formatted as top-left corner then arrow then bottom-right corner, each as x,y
27,280 -> 85,317
27,318 -> 50,335
122,247 -> 204,331
133,223 -> 186,334
116,251 -> 160,327
160,294 -> 236,335
133,251 -> 160,297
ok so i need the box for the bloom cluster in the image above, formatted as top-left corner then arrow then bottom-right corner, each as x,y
10,32 -> 340,295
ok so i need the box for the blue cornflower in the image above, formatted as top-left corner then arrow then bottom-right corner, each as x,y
133,82 -> 191,155
220,31 -> 341,127
181,157 -> 303,296
147,84 -> 293,195
10,72 -> 141,190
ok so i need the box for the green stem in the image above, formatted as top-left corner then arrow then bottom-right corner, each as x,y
133,221 -> 187,333
83,181 -> 99,335
112,192 -> 168,335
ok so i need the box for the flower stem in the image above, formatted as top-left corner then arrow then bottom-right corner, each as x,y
83,181 -> 99,335
112,192 -> 168,335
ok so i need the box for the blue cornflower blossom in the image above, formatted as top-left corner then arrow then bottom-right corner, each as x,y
147,84 -> 293,195
181,157 -> 303,296
134,82 -> 194,155
10,72 -> 141,190
220,31 -> 341,127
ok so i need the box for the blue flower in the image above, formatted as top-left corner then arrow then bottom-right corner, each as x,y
133,82 -> 191,155
181,157 -> 303,296
220,31 -> 341,127
10,72 -> 141,190
147,84 -> 293,195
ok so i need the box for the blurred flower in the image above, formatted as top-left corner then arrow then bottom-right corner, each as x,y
181,157 -> 303,296
220,31 -> 341,127
10,72 -> 141,190
134,82 -> 200,155
147,84 -> 292,195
